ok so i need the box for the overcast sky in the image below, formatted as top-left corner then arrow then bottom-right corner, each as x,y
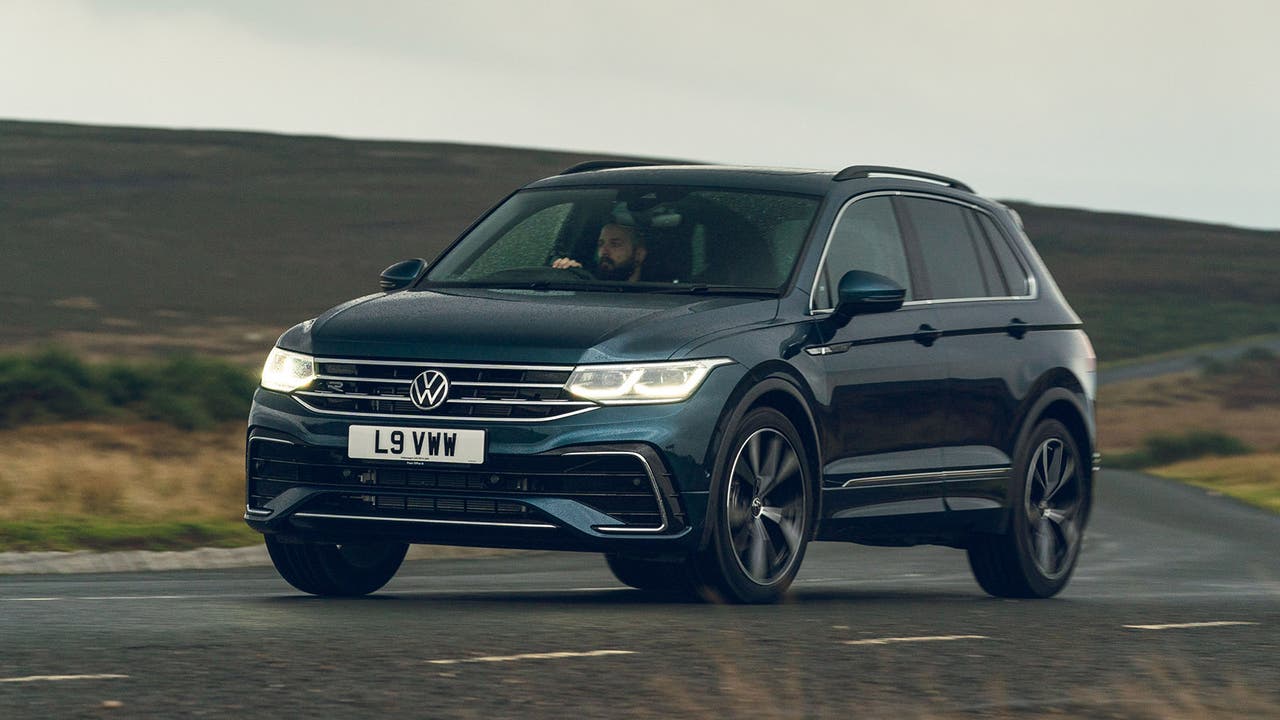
4,0 -> 1279,229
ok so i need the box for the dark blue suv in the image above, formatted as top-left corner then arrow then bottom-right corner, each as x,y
247,162 -> 1096,603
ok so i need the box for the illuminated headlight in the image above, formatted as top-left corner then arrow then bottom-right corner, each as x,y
261,347 -> 316,393
567,359 -> 732,404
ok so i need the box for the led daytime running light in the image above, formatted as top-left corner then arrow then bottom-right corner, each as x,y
567,359 -> 731,404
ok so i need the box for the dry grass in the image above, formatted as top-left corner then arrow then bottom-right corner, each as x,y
0,421 -> 244,522
1098,372 -> 1280,453
1154,453 -> 1280,514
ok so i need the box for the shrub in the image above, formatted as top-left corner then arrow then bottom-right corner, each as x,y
0,348 -> 257,430
1110,430 -> 1254,469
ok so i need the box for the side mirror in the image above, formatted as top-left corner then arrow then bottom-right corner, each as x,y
835,270 -> 906,318
379,258 -> 427,292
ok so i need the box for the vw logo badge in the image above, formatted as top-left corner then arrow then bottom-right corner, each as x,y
408,370 -> 450,411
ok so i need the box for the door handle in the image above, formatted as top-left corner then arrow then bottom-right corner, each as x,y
914,324 -> 942,347
1006,318 -> 1029,339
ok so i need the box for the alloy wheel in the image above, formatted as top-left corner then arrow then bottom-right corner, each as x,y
1023,437 -> 1085,580
725,428 -> 807,586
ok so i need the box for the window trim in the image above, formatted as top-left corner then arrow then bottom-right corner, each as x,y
808,191 -> 1037,315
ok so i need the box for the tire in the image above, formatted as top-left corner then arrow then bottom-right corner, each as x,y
967,419 -> 1091,598
604,554 -> 697,596
694,406 -> 814,604
265,536 -> 408,596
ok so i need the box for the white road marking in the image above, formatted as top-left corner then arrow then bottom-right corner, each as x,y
844,635 -> 989,646
2,595 -> 196,602
427,650 -> 635,665
0,674 -> 129,684
1123,621 -> 1259,631
81,595 -> 192,600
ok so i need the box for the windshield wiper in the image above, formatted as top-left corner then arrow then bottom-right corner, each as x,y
646,284 -> 778,296
440,281 -> 633,293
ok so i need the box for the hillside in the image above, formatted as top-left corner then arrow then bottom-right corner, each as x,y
3,120 -> 1277,362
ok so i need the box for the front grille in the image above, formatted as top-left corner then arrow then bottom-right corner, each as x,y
248,438 -> 667,529
292,359 -> 594,421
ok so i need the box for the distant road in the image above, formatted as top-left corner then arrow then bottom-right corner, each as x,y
3,469 -> 1277,718
1099,335 -> 1280,386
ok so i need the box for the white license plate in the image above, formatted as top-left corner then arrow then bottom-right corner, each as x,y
348,425 -> 485,464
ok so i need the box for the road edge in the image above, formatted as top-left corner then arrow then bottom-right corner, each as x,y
0,543 -> 523,576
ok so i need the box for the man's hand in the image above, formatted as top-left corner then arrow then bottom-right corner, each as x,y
551,257 -> 583,269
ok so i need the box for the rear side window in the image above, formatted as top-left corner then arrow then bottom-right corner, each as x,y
977,213 -> 1031,296
899,197 -> 988,300
815,196 -> 913,308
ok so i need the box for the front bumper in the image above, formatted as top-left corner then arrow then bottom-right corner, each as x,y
244,366 -> 743,554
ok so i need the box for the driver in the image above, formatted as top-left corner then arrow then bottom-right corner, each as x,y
551,223 -> 647,282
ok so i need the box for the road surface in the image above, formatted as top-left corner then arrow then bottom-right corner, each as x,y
2,469 -> 1277,718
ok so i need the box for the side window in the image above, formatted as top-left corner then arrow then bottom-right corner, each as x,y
900,197 -> 987,300
977,213 -> 1031,296
816,196 -> 913,308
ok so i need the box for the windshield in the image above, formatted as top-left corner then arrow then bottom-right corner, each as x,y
424,186 -> 821,292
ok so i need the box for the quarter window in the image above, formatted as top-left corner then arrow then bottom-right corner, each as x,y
816,196 -> 913,309
977,213 -> 1031,296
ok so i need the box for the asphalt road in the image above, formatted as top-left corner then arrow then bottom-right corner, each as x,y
1097,334 -> 1280,386
3,469 -> 1278,719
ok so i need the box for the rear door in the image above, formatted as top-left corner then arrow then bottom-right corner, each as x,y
895,195 -> 1033,514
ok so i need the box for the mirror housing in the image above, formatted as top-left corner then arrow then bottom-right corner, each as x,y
835,270 -> 907,318
379,258 -> 427,292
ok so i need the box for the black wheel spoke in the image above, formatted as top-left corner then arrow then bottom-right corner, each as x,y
1035,517 -> 1057,572
746,434 -> 764,478
747,518 -> 769,579
1046,457 -> 1076,503
761,506 -> 802,554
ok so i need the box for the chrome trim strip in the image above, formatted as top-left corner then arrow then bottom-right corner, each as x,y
840,466 -> 1008,488
449,398 -> 593,406
245,505 -> 272,516
453,381 -> 566,388
807,191 -> 1037,314
313,378 -> 568,389
562,451 -> 669,534
291,396 -> 599,423
296,391 -> 591,407
292,512 -> 557,529
315,358 -> 576,372
247,436 -> 295,446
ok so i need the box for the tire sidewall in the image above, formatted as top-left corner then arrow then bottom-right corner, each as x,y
700,406 -> 814,603
1009,419 -> 1088,597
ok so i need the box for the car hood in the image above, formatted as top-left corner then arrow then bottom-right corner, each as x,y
280,287 -> 779,364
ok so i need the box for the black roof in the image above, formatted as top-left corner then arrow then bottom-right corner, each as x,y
526,163 -> 978,198
527,165 -> 839,195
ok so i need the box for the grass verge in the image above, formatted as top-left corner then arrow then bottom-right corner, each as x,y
0,518 -> 259,553
0,420 -> 249,552
1098,347 -> 1278,513
1151,454 -> 1280,515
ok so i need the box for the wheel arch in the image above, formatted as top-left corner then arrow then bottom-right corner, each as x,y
1014,373 -> 1095,476
697,361 -> 825,549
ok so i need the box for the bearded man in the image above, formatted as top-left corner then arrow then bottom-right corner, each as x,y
550,223 -> 647,281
